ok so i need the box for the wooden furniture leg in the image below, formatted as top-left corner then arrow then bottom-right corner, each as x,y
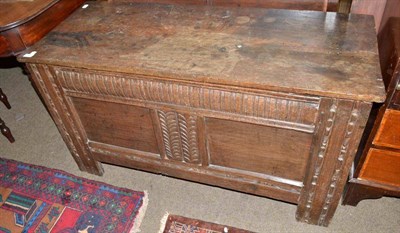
0,88 -> 11,109
0,117 -> 15,143
343,181 -> 400,206
343,182 -> 386,206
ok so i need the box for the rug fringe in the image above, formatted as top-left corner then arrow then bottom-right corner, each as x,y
130,190 -> 149,233
157,212 -> 170,233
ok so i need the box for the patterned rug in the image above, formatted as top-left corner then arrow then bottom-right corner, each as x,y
0,158 -> 147,233
159,214 -> 254,233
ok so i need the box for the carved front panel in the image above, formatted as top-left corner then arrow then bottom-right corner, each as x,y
52,66 -> 321,198
157,111 -> 201,164
55,67 -> 320,132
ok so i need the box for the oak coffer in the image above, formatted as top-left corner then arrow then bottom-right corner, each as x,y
18,2 -> 385,226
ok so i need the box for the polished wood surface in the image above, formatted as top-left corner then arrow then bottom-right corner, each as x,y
19,2 -> 383,226
0,88 -> 14,143
373,109 -> 400,149
359,148 -> 400,187
0,88 -> 11,109
0,116 -> 15,143
0,0 -> 57,30
20,2 -> 385,102
0,0 -> 85,57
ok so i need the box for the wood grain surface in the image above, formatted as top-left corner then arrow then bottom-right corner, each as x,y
19,2 -> 385,102
206,118 -> 312,181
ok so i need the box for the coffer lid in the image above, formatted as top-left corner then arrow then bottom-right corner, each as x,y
18,2 -> 386,102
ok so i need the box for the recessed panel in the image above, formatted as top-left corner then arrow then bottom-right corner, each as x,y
206,118 -> 312,181
72,97 -> 159,154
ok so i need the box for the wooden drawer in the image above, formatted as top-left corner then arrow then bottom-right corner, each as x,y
373,109 -> 400,149
359,148 -> 400,187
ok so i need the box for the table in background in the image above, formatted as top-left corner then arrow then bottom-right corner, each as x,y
0,0 -> 85,142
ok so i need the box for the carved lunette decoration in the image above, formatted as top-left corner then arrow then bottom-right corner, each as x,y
55,68 -> 320,132
158,111 -> 201,164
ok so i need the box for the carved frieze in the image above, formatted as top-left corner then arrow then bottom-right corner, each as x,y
55,68 -> 320,132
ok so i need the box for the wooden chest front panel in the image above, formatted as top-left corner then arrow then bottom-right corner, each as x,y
72,98 -> 160,154
25,57 -> 375,226
51,67 -> 322,203
206,118 -> 312,182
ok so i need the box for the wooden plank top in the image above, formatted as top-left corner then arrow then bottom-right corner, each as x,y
0,0 -> 58,31
18,2 -> 386,102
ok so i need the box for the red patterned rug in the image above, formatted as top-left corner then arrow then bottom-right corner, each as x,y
159,214 -> 254,233
0,158 -> 147,233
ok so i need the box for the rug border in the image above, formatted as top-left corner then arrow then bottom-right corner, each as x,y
157,214 -> 254,233
130,190 -> 149,233
0,157 -> 145,196
157,212 -> 170,233
0,157 -> 148,232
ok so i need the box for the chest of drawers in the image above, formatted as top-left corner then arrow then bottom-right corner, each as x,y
18,2 -> 385,226
343,17 -> 400,206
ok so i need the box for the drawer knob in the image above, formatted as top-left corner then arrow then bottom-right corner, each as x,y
396,83 -> 400,91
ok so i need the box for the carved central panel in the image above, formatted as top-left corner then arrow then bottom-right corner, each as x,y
157,111 -> 201,164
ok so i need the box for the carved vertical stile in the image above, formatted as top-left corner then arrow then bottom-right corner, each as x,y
297,98 -> 338,223
317,102 -> 359,224
318,101 -> 371,225
29,64 -> 83,169
28,64 -> 103,175
297,99 -> 371,226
